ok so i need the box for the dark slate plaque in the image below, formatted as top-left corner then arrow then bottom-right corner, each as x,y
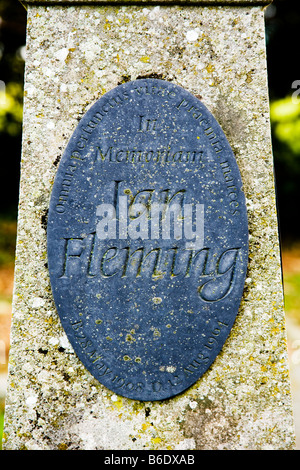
47,79 -> 248,401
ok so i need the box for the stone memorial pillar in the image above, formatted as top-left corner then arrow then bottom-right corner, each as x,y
2,0 -> 296,450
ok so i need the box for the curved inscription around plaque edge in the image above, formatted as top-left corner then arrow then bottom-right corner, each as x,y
47,79 -> 249,401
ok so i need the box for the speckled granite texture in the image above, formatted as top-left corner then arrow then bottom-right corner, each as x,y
21,0 -> 272,4
2,2 -> 295,450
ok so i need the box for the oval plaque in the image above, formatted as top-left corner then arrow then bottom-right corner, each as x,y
47,79 -> 248,401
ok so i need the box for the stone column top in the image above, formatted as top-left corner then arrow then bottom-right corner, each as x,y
20,0 -> 272,5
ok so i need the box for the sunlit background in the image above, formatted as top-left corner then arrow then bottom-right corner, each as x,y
0,0 -> 300,450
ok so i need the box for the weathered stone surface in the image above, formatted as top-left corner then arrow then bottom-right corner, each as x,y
21,0 -> 272,4
3,3 -> 295,450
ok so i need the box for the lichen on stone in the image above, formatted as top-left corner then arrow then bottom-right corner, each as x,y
3,2 -> 295,450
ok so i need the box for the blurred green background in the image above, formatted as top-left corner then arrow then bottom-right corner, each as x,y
1,0 -> 300,449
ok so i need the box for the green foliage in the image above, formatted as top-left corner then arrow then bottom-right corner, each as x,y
271,97 -> 300,155
0,0 -> 26,216
0,217 -> 17,267
269,96 -> 300,241
0,81 -> 23,136
283,271 -> 300,324
0,1 -> 25,137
